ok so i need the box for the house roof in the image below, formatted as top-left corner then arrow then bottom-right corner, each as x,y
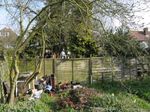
130,28 -> 150,41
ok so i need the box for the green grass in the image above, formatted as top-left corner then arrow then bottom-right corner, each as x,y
89,93 -> 150,112
0,93 -> 56,112
1,77 -> 150,112
88,77 -> 150,111
89,77 -> 150,103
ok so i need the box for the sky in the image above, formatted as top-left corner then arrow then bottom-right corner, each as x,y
0,0 -> 150,31
133,0 -> 150,30
0,0 -> 44,32
114,0 -> 150,30
0,9 -> 9,28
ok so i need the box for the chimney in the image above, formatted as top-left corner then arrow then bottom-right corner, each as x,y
143,28 -> 148,35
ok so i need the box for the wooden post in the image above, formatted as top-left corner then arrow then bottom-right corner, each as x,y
111,57 -> 114,82
88,57 -> 92,84
129,68 -> 132,80
35,57 -> 37,71
101,73 -> 104,82
129,59 -> 132,80
52,58 -> 56,82
44,57 -> 46,76
25,58 -> 27,73
52,58 -> 56,74
112,73 -> 114,82
72,59 -> 74,81
101,58 -> 104,82
135,59 -> 138,80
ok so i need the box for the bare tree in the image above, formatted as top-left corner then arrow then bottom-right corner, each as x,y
1,0 -> 59,104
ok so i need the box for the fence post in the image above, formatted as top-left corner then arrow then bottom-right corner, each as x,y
52,58 -> 56,75
89,57 -> 92,84
101,58 -> 104,82
129,59 -> 132,80
35,57 -> 37,71
25,58 -> 27,73
43,58 -> 46,76
52,58 -> 57,83
111,57 -> 114,82
72,59 -> 74,81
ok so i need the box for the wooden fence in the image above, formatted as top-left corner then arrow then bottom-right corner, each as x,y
18,57 -> 150,84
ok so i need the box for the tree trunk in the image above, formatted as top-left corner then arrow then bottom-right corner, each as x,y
8,55 -> 19,105
0,71 -> 5,103
8,81 -> 16,104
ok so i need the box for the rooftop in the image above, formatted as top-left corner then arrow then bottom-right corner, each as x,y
130,28 -> 150,41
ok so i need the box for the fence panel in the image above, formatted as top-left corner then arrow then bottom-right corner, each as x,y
55,59 -> 72,82
18,59 -> 36,73
73,59 -> 89,82
91,57 -> 103,80
41,58 -> 53,76
17,56 -> 150,84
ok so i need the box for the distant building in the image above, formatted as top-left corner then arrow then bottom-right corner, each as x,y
130,28 -> 150,42
130,28 -> 150,49
0,27 -> 17,48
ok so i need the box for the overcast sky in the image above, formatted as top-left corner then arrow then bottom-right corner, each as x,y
0,0 -> 150,31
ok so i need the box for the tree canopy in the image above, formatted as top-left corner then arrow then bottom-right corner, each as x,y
101,28 -> 142,58
23,0 -> 134,58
